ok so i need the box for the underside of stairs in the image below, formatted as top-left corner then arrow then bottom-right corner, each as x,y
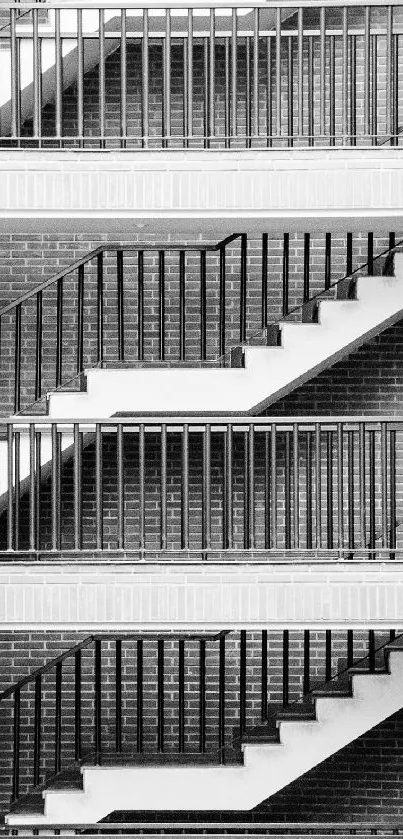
6,638 -> 403,825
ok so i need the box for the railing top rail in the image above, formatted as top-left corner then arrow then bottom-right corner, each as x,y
4,415 -> 403,426
1,0 -> 403,8
0,235 -> 240,320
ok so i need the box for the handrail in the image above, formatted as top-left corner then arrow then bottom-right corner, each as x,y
4,415 -> 403,425
1,0 -> 403,8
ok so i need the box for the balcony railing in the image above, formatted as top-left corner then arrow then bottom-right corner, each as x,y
0,1 -> 401,149
0,415 -> 401,560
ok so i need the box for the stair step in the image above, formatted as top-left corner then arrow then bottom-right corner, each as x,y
9,794 -> 44,815
311,686 -> 351,698
384,637 -> 403,651
276,705 -> 316,721
336,276 -> 357,300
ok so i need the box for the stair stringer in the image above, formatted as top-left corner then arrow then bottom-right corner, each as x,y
6,649 -> 403,825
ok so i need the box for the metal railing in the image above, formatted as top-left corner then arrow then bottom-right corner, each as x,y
0,416 -> 401,560
1,628 -> 396,807
0,1 -> 401,149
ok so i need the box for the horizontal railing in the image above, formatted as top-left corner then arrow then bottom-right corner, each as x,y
0,2 -> 401,149
1,628 -> 396,806
0,416 -> 402,560
2,824 -> 403,837
0,232 -> 396,417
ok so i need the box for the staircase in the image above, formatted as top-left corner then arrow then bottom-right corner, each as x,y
4,633 -> 403,825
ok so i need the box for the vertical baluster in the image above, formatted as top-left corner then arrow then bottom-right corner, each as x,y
159,251 -> 165,361
243,430 -> 249,550
75,649 -> 81,762
137,251 -> 144,361
56,277 -> 63,389
99,9 -> 105,148
266,36 -> 272,147
7,425 -> 13,552
219,247 -> 226,358
120,9 -> 127,148
51,423 -> 59,552
209,9 -> 215,145
35,291 -> 42,402
139,424 -> 145,552
319,7 -> 326,140
219,634 -> 225,763
342,7 -> 348,144
203,38 -> 209,149
137,639 -> 143,753
14,432 -> 20,551
55,662 -> 62,775
33,674 -> 41,786
359,423 -> 366,550
306,430 -> 312,551
117,425 -> 125,550
10,9 -> 20,141
157,639 -> 164,753
350,35 -> 356,146
393,33 -> 399,145
178,639 -> 185,753
199,638 -> 206,752
275,8 -> 281,140
369,429 -> 375,556
12,688 -> 20,802
329,36 -> 335,145
203,424 -> 211,553
327,430 -> 334,550
364,7 -> 371,137
265,430 -> 271,550
248,425 -> 255,550
115,639 -> 122,753
53,8 -> 61,142
164,9 -> 171,146
253,9 -> 259,144
183,37 -> 188,146
293,424 -> 299,549
371,32 -> 378,143
261,630 -> 268,721
74,424 -> 82,551
347,429 -> 354,557
187,10 -> 193,145
315,424 -> 321,550
97,252 -> 104,364
308,36 -> 313,145
287,35 -> 293,147
303,233 -> 310,302
337,423 -> 344,554
94,640 -> 102,764
231,9 -> 237,144
368,629 -> 375,672
325,233 -> 331,290
32,8 -> 41,143
77,9 -> 84,146
285,431 -> 291,550
283,630 -> 289,707
271,424 -> 277,548
77,265 -> 84,374
325,630 -> 332,682
240,234 -> 247,344
224,38 -> 230,148
297,8 -> 303,139
95,423 -> 103,550
390,429 -> 396,559
200,251 -> 207,361
181,424 -> 189,550
240,631 -> 247,736
117,250 -> 125,362
142,10 -> 149,147
347,629 -> 354,668
35,432 -> 41,552
224,425 -> 233,550
282,233 -> 289,317
261,233 -> 268,329
367,233 -> 374,275
14,304 -> 21,414
160,424 -> 167,551
303,630 -> 310,696
29,424 -> 36,552
381,423 -> 388,552
179,251 -> 186,361
386,6 -> 393,140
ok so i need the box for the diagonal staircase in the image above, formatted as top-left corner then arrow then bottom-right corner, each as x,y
6,637 -> 403,825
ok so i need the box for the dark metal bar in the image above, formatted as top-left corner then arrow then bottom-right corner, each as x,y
94,639 -> 102,764
266,36 -> 272,147
293,424 -> 299,549
29,424 -> 36,552
181,424 -> 189,550
261,630 -> 268,722
77,264 -> 84,374
303,630 -> 310,695
319,7 -> 326,139
183,37 -> 188,146
97,252 -> 104,364
386,6 -> 393,139
308,36 -> 314,144
115,639 -> 122,753
327,430 -> 334,550
285,431 -> 291,550
33,674 -> 41,786
282,234 -> 289,317
56,277 -> 63,389
252,8 -> 259,143
10,9 -> 19,140
35,291 -> 42,402
120,9 -> 127,147
359,423 -> 366,549
137,251 -> 144,361
136,639 -> 143,753
306,430 -> 312,550
240,234 -> 247,343
99,9 -> 106,148
219,247 -> 226,357
203,424 -> 211,552
219,634 -> 225,763
367,232 -> 374,275
368,629 -> 376,672
142,10 -> 149,147
303,233 -> 310,303
74,424 -> 82,551
32,8 -> 41,141
179,251 -> 186,361
160,424 -> 167,550
77,9 -> 84,144
35,432 -> 41,552
178,639 -> 185,753
51,424 -> 59,552
159,251 -> 165,361
224,37 -> 230,148
231,9 -> 237,143
12,688 -> 20,802
348,430 -> 354,554
314,424 -> 321,550
381,422 -> 388,550
14,304 -> 21,414
349,35 -> 356,146
346,233 -> 353,276
74,649 -> 82,762
117,250 -> 125,362
139,424 -> 145,551
117,425 -> 124,550
200,250 -> 207,361
265,430 -> 271,550
157,639 -> 164,753
369,430 -> 376,554
329,36 -> 335,145
342,7 -> 348,143
224,424 -> 233,550
275,7 -> 281,138
347,629 -> 354,668
371,33 -> 378,143
248,425 -> 255,549
283,630 -> 289,707
337,423 -> 344,553
287,35 -> 293,147
325,233 -> 331,290
164,9 -> 171,145
187,9 -> 193,143
393,33 -> 399,145
245,36 -> 251,148
271,424 -> 277,548
199,638 -> 206,753
240,630 -> 247,736
261,233 -> 268,329
297,7 -> 303,138
325,630 -> 332,682
390,429 -> 396,557
364,6 -> 370,136
203,38 -> 209,149
7,425 -> 13,552
55,662 -> 62,775
96,423 -> 103,550
14,432 -> 20,552
209,9 -> 215,143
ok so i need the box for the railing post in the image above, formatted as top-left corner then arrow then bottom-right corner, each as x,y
199,638 -> 206,753
240,234 -> 247,343
240,631 -> 246,736
261,630 -> 268,722
136,639 -> 143,753
178,639 -> 185,753
282,630 -> 289,707
14,304 -> 21,414
94,639 -> 102,764
55,662 -> 62,775
97,252 -> 104,365
282,234 -> 289,317
157,639 -> 164,753
75,649 -> 82,763
219,634 -> 225,763
219,247 -> 226,358
200,250 -> 207,361
33,674 -> 41,786
115,639 -> 122,754
77,265 -> 84,374
120,9 -> 127,148
117,250 -> 125,362
11,688 -> 20,802
35,291 -> 42,402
